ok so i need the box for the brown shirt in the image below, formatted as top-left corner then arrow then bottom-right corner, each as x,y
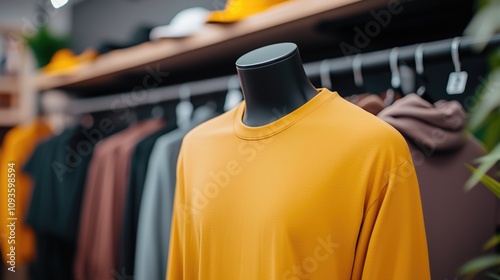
75,120 -> 164,280
375,94 -> 498,280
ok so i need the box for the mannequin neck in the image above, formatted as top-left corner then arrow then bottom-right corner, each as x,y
236,43 -> 318,127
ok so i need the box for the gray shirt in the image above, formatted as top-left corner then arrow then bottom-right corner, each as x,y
134,106 -> 217,280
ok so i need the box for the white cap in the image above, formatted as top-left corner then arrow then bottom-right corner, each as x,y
150,7 -> 211,40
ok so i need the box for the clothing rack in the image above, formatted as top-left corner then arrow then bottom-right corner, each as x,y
304,34 -> 500,77
69,75 -> 234,115
69,34 -> 500,115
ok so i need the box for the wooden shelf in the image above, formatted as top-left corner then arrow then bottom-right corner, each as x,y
0,109 -> 21,126
35,0 -> 390,92
0,26 -> 21,35
0,76 -> 19,93
0,77 -> 20,125
0,28 -> 37,126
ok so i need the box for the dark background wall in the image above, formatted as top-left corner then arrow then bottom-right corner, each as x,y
71,0 -> 226,53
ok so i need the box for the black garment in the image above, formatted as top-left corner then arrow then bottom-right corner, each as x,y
120,121 -> 177,276
24,125 -> 115,280
24,130 -> 74,280
25,127 -> 90,240
33,233 -> 75,280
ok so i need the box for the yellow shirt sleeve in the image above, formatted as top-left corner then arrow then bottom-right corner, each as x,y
353,160 -> 430,279
167,146 -> 185,279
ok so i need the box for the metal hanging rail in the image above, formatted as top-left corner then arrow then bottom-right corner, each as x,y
69,34 -> 500,115
305,34 -> 500,76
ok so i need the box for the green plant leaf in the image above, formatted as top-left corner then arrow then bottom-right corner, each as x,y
490,46 -> 500,70
483,110 -> 500,150
484,234 -> 500,250
464,1 -> 500,51
466,165 -> 500,198
459,255 -> 500,277
475,143 -> 500,164
465,143 -> 500,190
468,70 -> 500,132
487,272 -> 500,280
25,25 -> 69,68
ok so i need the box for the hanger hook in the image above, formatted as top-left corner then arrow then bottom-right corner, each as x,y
451,37 -> 462,72
352,54 -> 364,88
415,44 -> 425,75
227,75 -> 240,91
179,84 -> 191,102
319,59 -> 332,89
414,44 -> 427,97
177,84 -> 194,128
224,75 -> 243,112
389,47 -> 401,89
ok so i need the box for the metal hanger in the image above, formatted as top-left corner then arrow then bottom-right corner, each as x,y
223,76 -> 243,112
352,54 -> 364,89
385,47 -> 400,106
345,54 -> 364,103
149,88 -> 165,119
319,59 -> 332,90
414,43 -> 434,103
415,44 -> 426,96
176,84 -> 194,129
446,37 -> 468,95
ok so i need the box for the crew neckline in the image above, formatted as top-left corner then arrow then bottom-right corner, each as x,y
233,88 -> 337,140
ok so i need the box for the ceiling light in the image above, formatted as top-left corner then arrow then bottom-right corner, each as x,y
51,0 -> 68,9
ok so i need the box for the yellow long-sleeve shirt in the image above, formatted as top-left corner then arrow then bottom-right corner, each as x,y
167,88 -> 430,279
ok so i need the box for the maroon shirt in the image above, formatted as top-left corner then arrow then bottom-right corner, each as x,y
75,120 -> 164,280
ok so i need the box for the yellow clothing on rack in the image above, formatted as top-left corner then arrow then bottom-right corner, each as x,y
167,88 -> 430,279
0,119 -> 52,265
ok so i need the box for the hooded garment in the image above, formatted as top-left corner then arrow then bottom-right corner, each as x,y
364,94 -> 499,280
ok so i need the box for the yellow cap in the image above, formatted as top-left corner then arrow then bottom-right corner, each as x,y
43,49 -> 98,76
207,0 -> 289,23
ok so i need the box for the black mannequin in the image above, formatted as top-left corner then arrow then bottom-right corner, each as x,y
236,43 -> 318,127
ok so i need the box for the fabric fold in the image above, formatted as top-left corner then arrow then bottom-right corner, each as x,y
378,94 -> 468,151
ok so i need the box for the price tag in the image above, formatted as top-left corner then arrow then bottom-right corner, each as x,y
446,71 -> 468,95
